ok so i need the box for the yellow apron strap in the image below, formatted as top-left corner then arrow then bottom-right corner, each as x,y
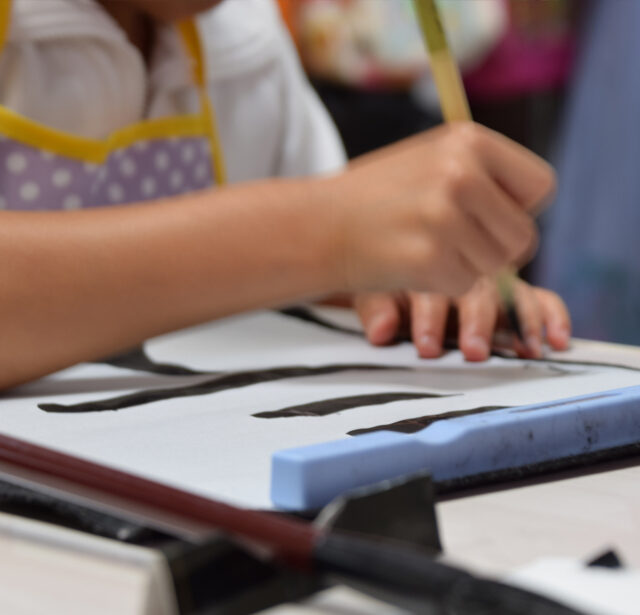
0,0 -> 12,56
178,19 -> 227,186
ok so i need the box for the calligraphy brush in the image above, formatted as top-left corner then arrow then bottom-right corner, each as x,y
412,0 -> 525,343
0,431 -> 583,614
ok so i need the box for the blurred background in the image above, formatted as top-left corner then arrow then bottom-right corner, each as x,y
278,0 -> 640,347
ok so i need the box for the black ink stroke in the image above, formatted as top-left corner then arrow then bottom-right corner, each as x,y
253,392 -> 448,418
38,364 -> 412,414
491,349 -> 640,374
98,346 -> 212,376
279,308 -> 640,377
278,307 -> 363,337
348,406 -> 508,436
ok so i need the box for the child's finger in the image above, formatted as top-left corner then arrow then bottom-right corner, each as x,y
353,292 -> 403,346
513,281 -> 544,359
534,288 -> 572,350
408,292 -> 450,358
457,279 -> 499,362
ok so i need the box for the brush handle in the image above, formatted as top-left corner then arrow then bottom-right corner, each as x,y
413,0 -> 524,343
314,532 -> 585,615
413,0 -> 471,123
0,432 -> 316,566
0,432 -> 583,613
497,269 -> 524,342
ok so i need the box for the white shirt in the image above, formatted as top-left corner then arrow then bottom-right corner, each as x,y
0,0 -> 346,181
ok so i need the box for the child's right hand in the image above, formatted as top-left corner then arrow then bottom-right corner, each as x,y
327,122 -> 555,297
0,121 -> 554,389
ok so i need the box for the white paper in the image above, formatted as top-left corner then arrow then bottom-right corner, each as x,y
3,308 -> 640,510
507,557 -> 640,615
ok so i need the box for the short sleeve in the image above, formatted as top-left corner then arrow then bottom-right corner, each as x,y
197,0 -> 346,184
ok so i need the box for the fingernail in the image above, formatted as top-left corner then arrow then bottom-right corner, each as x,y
419,334 -> 440,357
466,335 -> 489,359
526,335 -> 542,358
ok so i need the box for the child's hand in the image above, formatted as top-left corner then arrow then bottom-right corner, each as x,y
353,279 -> 571,361
328,122 -> 554,297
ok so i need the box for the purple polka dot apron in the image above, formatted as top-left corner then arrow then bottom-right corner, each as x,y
0,6 -> 226,212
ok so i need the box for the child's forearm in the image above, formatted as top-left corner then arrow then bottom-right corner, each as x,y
0,178 -> 341,388
0,123 -> 554,389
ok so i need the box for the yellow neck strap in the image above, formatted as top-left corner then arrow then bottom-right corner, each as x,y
178,19 -> 227,186
0,0 -> 12,55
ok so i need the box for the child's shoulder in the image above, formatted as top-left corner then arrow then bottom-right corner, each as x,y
197,0 -> 286,81
1,0 -> 146,138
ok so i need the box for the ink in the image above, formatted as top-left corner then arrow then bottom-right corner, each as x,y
99,346 -> 212,376
39,364 -> 411,414
278,307 -> 363,337
588,550 -> 624,569
281,308 -> 640,374
348,406 -> 508,436
253,392 -> 447,419
491,350 -> 640,374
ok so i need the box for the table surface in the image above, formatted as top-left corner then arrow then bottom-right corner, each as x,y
262,456 -> 640,614
438,458 -> 640,575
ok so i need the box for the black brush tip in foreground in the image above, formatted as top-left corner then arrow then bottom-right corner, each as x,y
314,531 -> 586,615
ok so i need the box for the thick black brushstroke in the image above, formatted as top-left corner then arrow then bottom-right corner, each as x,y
588,551 -> 623,569
38,364 -> 410,414
253,392 -> 446,418
348,406 -> 508,436
98,346 -> 212,376
278,307 -> 363,337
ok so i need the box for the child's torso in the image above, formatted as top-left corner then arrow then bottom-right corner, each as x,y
0,0 -> 223,211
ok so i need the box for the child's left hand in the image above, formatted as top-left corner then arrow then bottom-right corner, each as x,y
353,278 -> 571,361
